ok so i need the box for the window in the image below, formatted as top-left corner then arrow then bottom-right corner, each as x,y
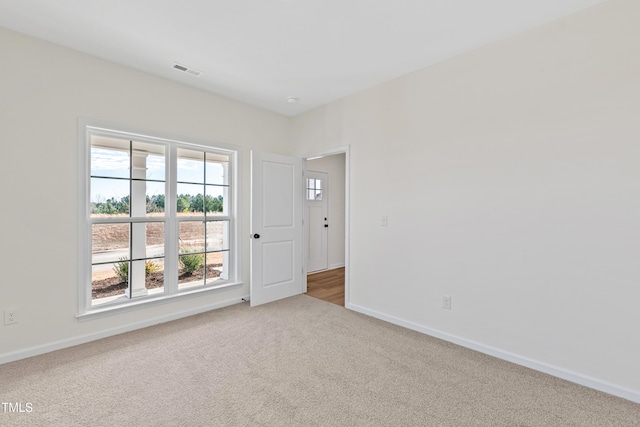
79,122 -> 240,315
306,178 -> 322,200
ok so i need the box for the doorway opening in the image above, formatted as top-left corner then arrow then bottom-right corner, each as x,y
304,151 -> 348,306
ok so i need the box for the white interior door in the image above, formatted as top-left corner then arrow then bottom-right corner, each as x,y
250,151 -> 303,306
306,170 -> 328,273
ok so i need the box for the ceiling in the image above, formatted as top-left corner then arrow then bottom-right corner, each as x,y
0,0 -> 608,116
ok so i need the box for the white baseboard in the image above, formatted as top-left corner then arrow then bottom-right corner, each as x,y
0,296 -> 248,365
328,263 -> 345,270
346,302 -> 640,404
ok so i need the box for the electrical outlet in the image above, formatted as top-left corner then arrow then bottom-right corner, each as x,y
442,296 -> 452,310
4,309 -> 19,325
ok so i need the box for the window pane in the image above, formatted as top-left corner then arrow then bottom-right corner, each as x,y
134,221 -> 164,286
145,222 -> 165,259
177,148 -> 204,183
92,262 -> 127,302
91,178 -> 130,217
205,252 -> 225,284
143,221 -> 165,295
314,190 -> 322,200
177,183 -> 205,213
316,179 -> 322,190
131,222 -> 165,260
204,185 -> 227,215
179,221 -> 205,253
206,221 -> 229,252
129,259 -> 164,296
91,136 -> 129,179
131,142 -> 166,217
92,223 -> 129,264
205,153 -> 229,185
146,181 -> 165,215
206,212 -> 228,282
144,258 -> 164,293
178,252 -> 226,289
133,141 -> 165,181
178,251 -> 205,289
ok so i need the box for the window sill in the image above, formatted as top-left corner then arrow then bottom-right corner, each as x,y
77,281 -> 244,322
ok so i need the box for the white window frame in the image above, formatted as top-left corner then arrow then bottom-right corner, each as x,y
77,119 -> 242,320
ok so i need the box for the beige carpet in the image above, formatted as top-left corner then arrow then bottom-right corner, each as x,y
1,295 -> 638,426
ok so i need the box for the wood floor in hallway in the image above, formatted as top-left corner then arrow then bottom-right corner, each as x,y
306,267 -> 344,306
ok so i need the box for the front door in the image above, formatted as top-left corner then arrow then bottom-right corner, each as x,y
250,151 -> 303,306
306,170 -> 328,273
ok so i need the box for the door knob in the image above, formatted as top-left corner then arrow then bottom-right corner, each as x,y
253,233 -> 260,239
324,224 -> 329,228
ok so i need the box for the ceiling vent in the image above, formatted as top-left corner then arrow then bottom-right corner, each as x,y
172,63 -> 202,77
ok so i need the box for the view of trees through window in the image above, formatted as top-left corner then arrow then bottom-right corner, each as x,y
91,193 -> 224,215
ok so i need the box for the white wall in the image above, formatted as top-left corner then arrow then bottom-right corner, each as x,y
292,0 -> 640,400
306,154 -> 346,270
0,28 -> 292,358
